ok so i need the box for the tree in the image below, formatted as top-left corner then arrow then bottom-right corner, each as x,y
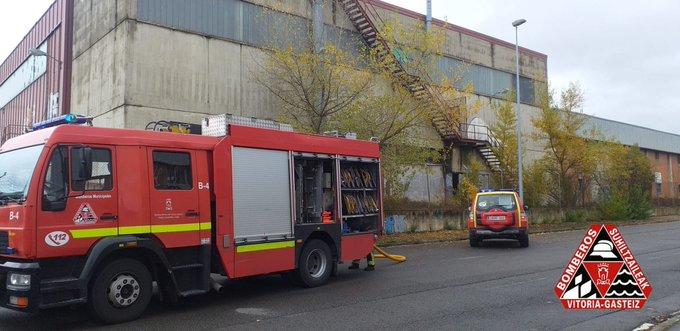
532,82 -> 597,208
594,143 -> 653,220
489,91 -> 521,189
255,45 -> 372,134
331,80 -> 440,197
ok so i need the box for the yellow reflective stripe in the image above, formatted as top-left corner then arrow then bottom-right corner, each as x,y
236,241 -> 295,253
150,223 -> 200,234
119,225 -> 151,235
70,227 -> 118,239
70,222 -> 212,239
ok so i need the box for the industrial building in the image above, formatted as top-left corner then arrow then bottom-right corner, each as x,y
1,0 -> 679,200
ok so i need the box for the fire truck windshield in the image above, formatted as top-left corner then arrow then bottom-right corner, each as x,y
0,144 -> 44,204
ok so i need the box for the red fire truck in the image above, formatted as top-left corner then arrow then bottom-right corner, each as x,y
0,114 -> 382,323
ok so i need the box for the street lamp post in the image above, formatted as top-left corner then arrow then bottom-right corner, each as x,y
512,19 -> 526,202
29,48 -> 63,119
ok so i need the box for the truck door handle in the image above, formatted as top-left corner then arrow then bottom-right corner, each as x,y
185,210 -> 200,217
100,214 -> 118,221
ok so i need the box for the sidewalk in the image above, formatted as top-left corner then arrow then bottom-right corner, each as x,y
377,214 -> 680,247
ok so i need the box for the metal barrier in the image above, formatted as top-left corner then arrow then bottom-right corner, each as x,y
459,123 -> 500,147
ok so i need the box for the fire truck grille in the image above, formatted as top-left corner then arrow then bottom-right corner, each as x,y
0,231 -> 7,249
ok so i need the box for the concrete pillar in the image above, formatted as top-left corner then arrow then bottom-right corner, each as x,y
312,0 -> 324,53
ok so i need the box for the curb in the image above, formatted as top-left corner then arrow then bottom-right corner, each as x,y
633,311 -> 680,331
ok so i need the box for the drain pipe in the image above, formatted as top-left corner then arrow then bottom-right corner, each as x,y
426,0 -> 432,31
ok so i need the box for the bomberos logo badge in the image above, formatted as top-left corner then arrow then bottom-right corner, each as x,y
554,224 -> 652,310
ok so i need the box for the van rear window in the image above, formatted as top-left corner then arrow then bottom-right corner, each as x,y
476,194 -> 516,211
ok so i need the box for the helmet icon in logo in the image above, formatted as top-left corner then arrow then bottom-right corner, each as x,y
590,240 -> 617,259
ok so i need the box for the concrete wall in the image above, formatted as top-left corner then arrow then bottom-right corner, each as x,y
72,15 -> 284,128
68,0 -> 551,203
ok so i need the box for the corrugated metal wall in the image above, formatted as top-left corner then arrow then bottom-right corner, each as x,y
137,0 -> 538,105
585,115 -> 680,154
437,56 -> 534,104
138,0 -> 310,51
0,0 -> 73,142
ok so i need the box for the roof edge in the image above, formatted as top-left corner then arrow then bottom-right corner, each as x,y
366,0 -> 548,60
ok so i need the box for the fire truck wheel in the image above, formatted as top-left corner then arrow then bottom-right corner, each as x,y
519,234 -> 530,248
297,240 -> 332,288
89,258 -> 153,324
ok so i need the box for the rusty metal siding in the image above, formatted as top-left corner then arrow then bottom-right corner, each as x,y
0,0 -> 73,142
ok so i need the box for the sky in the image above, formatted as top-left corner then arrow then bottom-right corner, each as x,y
1,1 -> 680,133
385,0 -> 680,134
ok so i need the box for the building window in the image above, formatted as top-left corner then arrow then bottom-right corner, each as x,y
153,151 -> 193,190
71,148 -> 113,191
0,42 -> 47,109
656,183 -> 662,197
655,151 -> 660,160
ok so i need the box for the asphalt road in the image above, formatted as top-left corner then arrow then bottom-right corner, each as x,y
2,221 -> 680,330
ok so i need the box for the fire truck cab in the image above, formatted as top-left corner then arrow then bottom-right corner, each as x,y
0,115 -> 382,323
467,189 -> 529,248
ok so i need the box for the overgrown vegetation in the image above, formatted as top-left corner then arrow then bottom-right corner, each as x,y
489,91 -> 521,189
594,143 -> 654,220
254,4 -> 656,223
489,83 -> 655,221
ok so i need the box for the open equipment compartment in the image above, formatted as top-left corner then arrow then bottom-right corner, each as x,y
339,159 -> 380,234
293,154 -> 337,224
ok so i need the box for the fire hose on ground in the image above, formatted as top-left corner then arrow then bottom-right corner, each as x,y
373,245 -> 406,263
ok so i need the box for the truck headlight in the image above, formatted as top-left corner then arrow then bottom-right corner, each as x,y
7,273 -> 31,290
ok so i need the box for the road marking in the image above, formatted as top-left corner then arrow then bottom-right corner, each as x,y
457,255 -> 483,260
235,307 -> 272,316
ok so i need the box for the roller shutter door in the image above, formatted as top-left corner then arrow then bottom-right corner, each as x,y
232,147 -> 292,242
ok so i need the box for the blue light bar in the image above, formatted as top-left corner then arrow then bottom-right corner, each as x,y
32,114 -> 91,131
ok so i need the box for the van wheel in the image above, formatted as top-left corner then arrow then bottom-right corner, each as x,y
296,240 -> 332,288
89,258 -> 153,324
519,233 -> 530,248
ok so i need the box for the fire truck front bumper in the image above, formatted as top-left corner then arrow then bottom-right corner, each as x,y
0,260 -> 41,312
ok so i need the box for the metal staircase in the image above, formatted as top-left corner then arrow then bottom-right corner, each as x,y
339,0 -> 501,172
459,123 -> 501,171
338,0 -> 461,140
